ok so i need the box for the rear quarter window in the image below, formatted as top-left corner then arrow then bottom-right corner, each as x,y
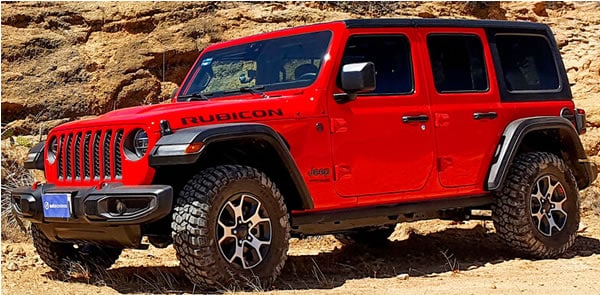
495,34 -> 560,92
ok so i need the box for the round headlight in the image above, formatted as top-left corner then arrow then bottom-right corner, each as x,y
47,137 -> 58,164
133,129 -> 149,157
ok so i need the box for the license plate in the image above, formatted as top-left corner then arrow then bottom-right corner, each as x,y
42,193 -> 71,219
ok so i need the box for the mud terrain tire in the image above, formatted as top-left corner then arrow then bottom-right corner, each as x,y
31,224 -> 122,273
492,152 -> 580,258
172,165 -> 290,289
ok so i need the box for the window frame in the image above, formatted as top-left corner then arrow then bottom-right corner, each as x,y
494,33 -> 562,94
337,34 -> 416,96
485,27 -> 572,102
178,30 -> 333,100
426,33 -> 490,94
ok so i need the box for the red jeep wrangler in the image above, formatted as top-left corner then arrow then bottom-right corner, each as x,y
13,19 -> 597,288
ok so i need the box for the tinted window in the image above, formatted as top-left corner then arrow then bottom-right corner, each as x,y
338,35 -> 413,94
495,34 -> 559,91
427,35 -> 488,93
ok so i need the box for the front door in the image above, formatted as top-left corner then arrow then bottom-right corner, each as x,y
329,30 -> 435,197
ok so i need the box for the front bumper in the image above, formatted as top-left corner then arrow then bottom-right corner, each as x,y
11,183 -> 172,247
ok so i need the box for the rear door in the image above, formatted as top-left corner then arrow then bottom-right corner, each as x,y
419,28 -> 502,188
329,29 -> 436,197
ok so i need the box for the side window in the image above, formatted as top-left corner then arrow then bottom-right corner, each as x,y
338,35 -> 413,95
427,34 -> 488,93
495,34 -> 559,92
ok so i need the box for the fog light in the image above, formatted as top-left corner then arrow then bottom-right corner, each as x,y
116,200 -> 127,215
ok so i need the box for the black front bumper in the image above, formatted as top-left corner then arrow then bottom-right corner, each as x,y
11,183 -> 172,247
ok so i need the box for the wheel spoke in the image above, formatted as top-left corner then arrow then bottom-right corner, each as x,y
227,200 -> 244,221
532,211 -> 545,225
535,211 -> 551,235
546,176 -> 559,197
247,201 -> 270,228
245,233 -> 270,265
227,241 -> 245,266
546,213 -> 559,235
550,197 -> 568,216
218,220 -> 236,244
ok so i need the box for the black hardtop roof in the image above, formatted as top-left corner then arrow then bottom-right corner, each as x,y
343,18 -> 550,31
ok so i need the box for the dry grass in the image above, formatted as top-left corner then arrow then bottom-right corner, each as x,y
1,137 -> 37,241
440,249 -> 460,274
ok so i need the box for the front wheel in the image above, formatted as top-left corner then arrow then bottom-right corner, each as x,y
171,165 -> 290,289
492,152 -> 580,258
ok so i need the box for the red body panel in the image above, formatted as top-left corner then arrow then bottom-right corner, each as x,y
44,21 -> 576,212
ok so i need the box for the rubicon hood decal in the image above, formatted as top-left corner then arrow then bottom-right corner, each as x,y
180,109 -> 284,125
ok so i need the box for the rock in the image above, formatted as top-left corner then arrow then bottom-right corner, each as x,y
533,2 -> 548,17
159,81 -> 179,102
464,2 -> 507,20
418,11 -> 436,18
3,245 -> 13,255
396,273 -> 409,280
14,247 -> 26,258
6,262 -> 19,271
114,75 -> 162,109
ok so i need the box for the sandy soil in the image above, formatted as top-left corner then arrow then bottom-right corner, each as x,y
2,213 -> 599,295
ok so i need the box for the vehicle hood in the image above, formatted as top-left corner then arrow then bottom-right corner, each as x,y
52,94 -> 309,133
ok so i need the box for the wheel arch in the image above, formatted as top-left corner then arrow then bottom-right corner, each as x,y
149,123 -> 313,211
487,116 -> 593,191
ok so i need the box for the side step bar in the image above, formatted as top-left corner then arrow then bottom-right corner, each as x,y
291,195 -> 493,235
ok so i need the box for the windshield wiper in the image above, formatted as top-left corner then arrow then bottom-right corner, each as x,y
226,86 -> 268,98
179,92 -> 213,102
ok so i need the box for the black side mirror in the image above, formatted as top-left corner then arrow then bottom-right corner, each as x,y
335,62 -> 376,103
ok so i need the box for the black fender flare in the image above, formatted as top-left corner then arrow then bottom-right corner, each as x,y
487,116 -> 594,191
149,123 -> 313,209
24,142 -> 45,171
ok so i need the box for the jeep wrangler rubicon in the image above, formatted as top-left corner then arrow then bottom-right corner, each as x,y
12,19 -> 597,288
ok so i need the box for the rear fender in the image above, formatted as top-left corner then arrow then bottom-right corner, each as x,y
487,117 -> 594,191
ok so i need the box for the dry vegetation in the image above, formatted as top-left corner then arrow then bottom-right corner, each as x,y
1,1 -> 600,294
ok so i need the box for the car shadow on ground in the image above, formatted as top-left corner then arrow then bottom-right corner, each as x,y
42,224 -> 600,293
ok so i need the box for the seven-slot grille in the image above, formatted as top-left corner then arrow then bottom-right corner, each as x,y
55,129 -> 124,182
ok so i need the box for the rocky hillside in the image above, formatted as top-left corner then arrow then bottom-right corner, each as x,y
1,2 -> 599,154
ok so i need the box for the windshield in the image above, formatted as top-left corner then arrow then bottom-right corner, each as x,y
178,31 -> 332,100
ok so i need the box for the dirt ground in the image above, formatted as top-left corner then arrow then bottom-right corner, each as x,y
2,212 -> 599,295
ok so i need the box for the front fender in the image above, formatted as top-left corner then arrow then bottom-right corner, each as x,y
148,123 -> 313,209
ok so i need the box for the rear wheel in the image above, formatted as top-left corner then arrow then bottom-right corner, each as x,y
31,224 -> 122,273
171,165 -> 290,289
492,152 -> 580,258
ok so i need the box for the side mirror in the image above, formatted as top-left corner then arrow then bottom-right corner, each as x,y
239,69 -> 256,84
335,62 -> 376,103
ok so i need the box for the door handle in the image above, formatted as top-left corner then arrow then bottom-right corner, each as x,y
402,115 -> 429,123
473,112 -> 497,120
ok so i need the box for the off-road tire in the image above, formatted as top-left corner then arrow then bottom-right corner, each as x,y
31,224 -> 122,273
335,225 -> 396,246
492,152 -> 580,258
171,165 -> 290,289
